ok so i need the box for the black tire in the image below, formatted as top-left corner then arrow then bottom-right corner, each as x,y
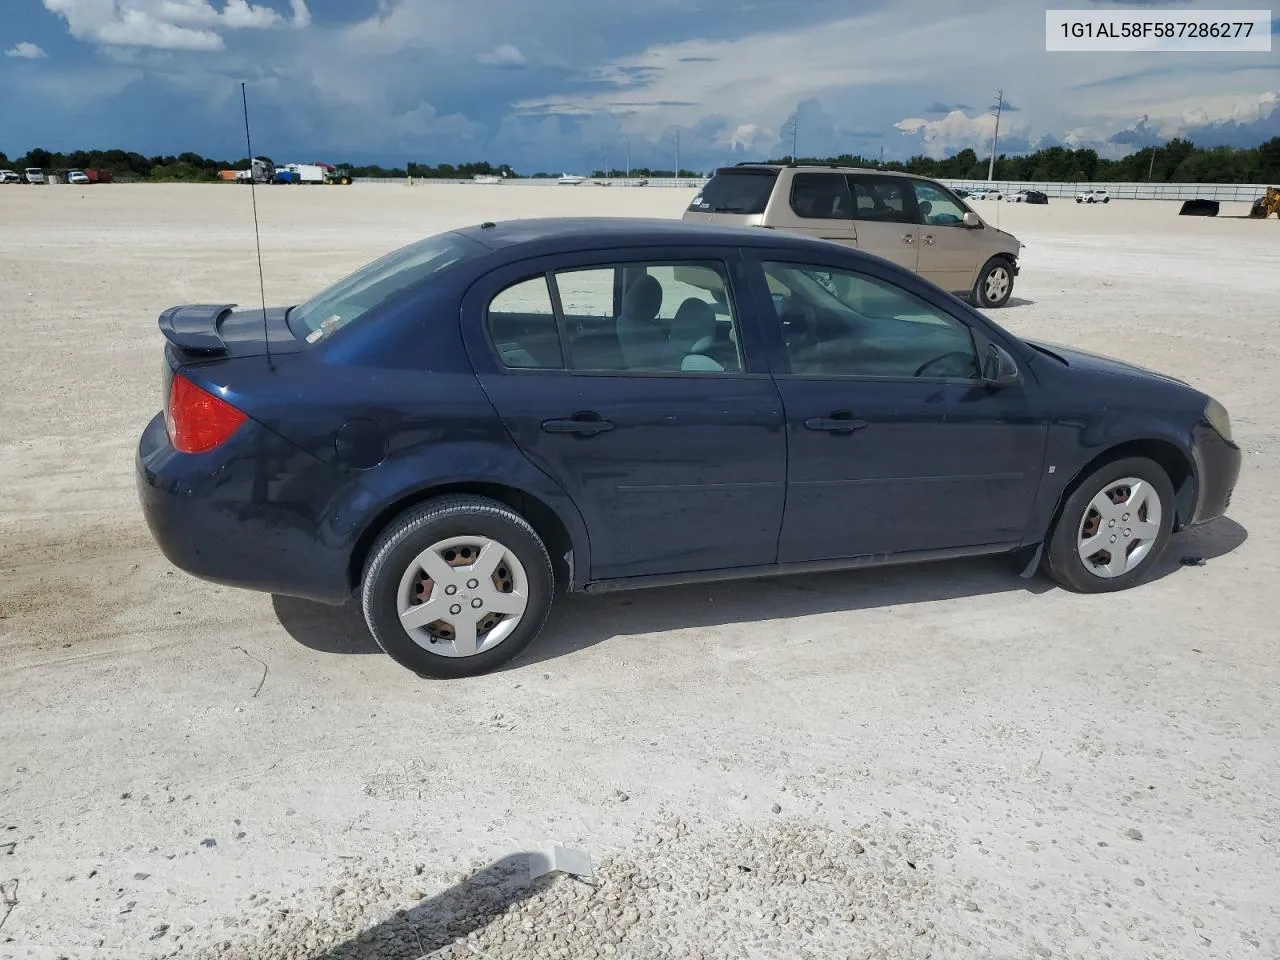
1043,456 -> 1175,593
360,495 -> 554,678
973,257 -> 1015,308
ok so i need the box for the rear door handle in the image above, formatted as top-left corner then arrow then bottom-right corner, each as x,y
804,414 -> 868,434
922,234 -> 935,245
541,414 -> 615,436
901,234 -> 914,244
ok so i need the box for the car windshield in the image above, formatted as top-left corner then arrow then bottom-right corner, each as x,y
289,231 -> 486,343
687,170 -> 778,214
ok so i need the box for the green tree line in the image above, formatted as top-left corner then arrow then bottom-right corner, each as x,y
773,137 -> 1280,184
4,136 -> 1277,183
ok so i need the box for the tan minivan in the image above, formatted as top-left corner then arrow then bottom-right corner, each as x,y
682,164 -> 1022,308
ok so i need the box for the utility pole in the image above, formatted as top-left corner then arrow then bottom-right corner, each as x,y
1146,146 -> 1157,181
782,113 -> 798,162
675,129 -> 680,180
986,89 -> 1004,182
626,137 -> 631,179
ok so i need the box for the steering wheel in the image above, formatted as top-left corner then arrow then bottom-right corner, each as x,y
914,351 -> 974,379
780,301 -> 817,351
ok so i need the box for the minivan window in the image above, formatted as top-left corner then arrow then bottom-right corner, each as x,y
912,182 -> 969,226
290,231 -> 486,343
847,175 -> 916,225
687,169 -> 778,215
789,173 -> 853,220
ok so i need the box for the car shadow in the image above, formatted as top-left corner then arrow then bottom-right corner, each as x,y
274,518 -> 1248,667
1004,296 -> 1036,307
309,852 -> 563,958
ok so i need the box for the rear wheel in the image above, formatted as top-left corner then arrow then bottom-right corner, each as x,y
1044,456 -> 1175,593
360,495 -> 554,678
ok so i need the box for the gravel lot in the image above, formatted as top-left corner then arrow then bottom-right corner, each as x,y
1,183 -> 1277,960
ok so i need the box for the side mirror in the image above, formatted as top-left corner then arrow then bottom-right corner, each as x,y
962,211 -> 982,228
982,343 -> 1019,386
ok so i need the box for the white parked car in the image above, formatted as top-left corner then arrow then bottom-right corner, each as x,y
23,168 -> 46,185
971,187 -> 1002,200
0,169 -> 22,184
66,170 -> 90,185
1076,188 -> 1110,204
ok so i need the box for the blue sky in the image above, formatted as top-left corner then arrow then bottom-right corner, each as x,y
2,0 -> 1277,172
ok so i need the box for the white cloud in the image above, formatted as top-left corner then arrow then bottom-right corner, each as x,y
4,42 -> 48,59
42,0 -> 302,51
289,0 -> 309,29
894,109 -> 1030,160
477,44 -> 525,66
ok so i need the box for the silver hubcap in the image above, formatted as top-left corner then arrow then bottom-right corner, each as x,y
396,536 -> 529,657
984,267 -> 1010,302
1076,477 -> 1162,579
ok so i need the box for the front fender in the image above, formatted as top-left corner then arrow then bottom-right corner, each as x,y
1024,415 -> 1199,544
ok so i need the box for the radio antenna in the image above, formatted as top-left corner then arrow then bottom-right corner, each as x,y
240,81 -> 273,370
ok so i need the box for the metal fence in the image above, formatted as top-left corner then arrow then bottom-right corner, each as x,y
356,177 -> 708,188
940,180 -> 1273,202
354,176 -> 1273,202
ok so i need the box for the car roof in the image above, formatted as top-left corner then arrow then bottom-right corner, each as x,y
714,162 -> 938,182
450,216 -> 872,259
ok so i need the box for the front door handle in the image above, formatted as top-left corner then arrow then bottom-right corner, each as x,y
900,234 -> 914,244
804,413 -> 868,434
541,414 -> 615,436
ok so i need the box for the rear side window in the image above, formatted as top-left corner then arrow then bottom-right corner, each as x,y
485,261 -> 744,375
485,276 -> 563,369
789,173 -> 853,220
687,170 -> 778,214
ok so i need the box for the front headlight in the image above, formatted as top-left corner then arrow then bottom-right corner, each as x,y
1204,397 -> 1233,443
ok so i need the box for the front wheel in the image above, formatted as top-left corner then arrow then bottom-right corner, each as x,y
973,257 -> 1015,308
1043,457 -> 1175,593
360,495 -> 554,678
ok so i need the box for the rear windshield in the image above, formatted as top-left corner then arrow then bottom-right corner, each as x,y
687,170 -> 778,215
289,231 -> 486,343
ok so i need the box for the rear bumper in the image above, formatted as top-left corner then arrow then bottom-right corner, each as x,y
135,412 -> 355,604
1189,423 -> 1241,526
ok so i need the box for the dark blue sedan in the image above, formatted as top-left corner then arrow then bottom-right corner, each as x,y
136,217 -> 1241,678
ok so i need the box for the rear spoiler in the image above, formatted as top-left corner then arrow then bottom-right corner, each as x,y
158,303 -> 237,354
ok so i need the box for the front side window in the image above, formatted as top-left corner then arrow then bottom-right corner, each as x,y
763,261 -> 978,380
484,260 -> 744,374
911,182 -> 969,226
789,173 -> 853,220
290,231 -> 485,343
847,175 -> 916,225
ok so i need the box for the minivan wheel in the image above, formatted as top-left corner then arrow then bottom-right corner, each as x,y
360,495 -> 554,678
973,258 -> 1015,308
1044,456 -> 1175,593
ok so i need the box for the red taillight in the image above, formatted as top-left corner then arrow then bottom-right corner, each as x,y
166,374 -> 247,453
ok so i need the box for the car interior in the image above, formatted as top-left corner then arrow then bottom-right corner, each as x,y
765,265 -> 980,379
485,259 -> 979,380
486,263 -> 743,374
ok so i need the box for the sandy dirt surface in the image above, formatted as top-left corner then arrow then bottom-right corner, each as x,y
1,183 -> 1277,960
